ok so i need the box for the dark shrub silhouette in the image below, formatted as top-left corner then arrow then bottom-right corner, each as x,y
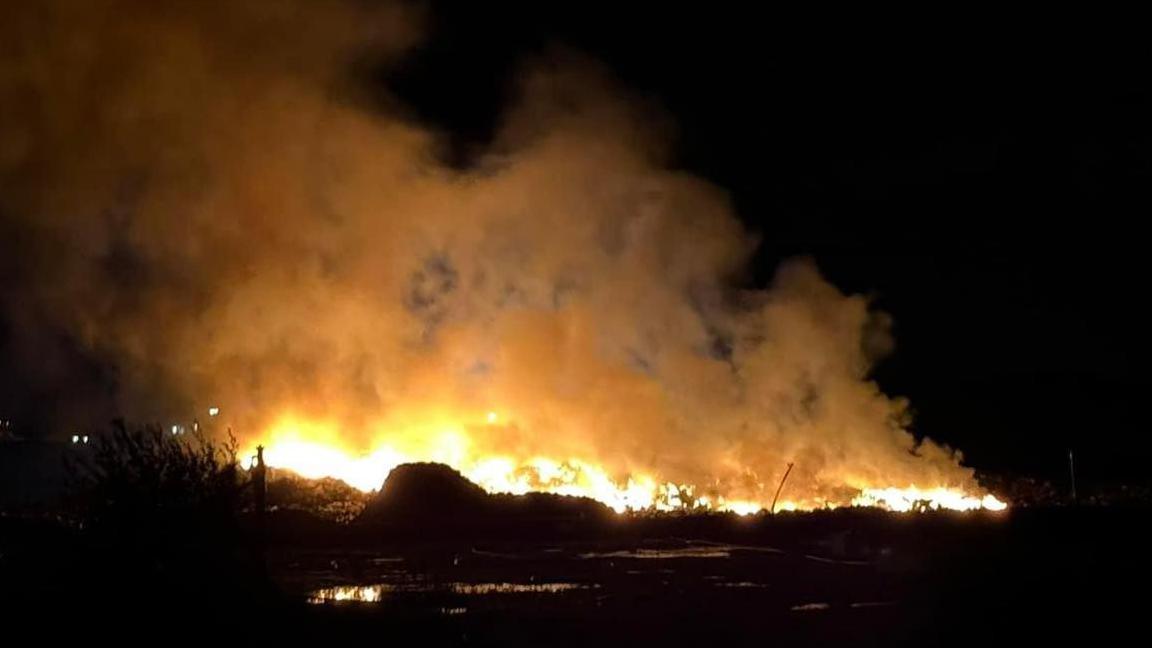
71,421 -> 240,530
65,421 -> 268,607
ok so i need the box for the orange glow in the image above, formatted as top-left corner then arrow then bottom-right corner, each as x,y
241,412 -> 1007,514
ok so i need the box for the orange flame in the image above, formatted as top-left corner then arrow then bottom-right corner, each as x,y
241,411 -> 1006,514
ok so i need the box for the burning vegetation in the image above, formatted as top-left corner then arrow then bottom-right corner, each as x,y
241,419 -> 1005,515
2,1 -> 1003,517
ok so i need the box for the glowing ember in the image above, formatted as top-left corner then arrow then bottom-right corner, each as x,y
242,413 -> 1007,514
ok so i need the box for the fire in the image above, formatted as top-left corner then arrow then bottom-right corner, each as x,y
7,1 -> 1012,524
852,487 -> 1008,512
241,412 -> 1007,514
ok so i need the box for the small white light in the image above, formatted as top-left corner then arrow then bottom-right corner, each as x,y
82,435 -> 89,444
208,407 -> 220,417
486,411 -> 498,424
171,425 -> 179,435
71,435 -> 80,444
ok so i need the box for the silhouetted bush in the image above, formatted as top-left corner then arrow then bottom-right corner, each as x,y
70,420 -> 239,534
64,420 -> 264,605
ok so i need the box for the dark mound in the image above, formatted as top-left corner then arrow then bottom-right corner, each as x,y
361,462 -> 490,520
355,462 -> 613,538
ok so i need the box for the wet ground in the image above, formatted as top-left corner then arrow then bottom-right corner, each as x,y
270,536 -> 914,645
282,537 -> 900,614
260,508 -> 1149,646
4,508 -> 1146,645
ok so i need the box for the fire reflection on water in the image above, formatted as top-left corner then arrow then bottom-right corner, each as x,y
307,582 -> 595,604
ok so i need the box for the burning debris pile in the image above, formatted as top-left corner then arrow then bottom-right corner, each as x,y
265,470 -> 371,523
2,1 -> 1004,516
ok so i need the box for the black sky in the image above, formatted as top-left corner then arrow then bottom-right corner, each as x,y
382,3 -> 1145,480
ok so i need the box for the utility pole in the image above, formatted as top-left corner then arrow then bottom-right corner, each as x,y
249,444 -> 269,563
253,445 -> 267,516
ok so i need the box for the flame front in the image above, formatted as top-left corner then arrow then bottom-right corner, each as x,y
242,412 -> 1006,514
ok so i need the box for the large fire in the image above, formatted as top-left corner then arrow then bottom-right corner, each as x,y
240,412 -> 1006,514
4,2 -> 1009,519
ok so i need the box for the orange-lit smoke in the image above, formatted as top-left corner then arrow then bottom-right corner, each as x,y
1,1 -> 1003,513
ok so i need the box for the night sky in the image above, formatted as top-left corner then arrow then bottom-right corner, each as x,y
1,3 -> 1145,482
382,3 -> 1145,480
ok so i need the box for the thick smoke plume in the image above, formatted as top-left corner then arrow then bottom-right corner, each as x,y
1,1 -> 977,504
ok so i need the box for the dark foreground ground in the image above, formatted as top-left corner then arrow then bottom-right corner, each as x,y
3,506 -> 1149,645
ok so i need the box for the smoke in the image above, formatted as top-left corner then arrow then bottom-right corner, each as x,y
1,1 -> 976,501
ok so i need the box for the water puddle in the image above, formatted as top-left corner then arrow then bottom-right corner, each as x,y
802,554 -> 871,566
308,582 -> 596,603
308,585 -> 386,603
579,547 -> 730,559
450,582 -> 593,595
685,539 -> 783,554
